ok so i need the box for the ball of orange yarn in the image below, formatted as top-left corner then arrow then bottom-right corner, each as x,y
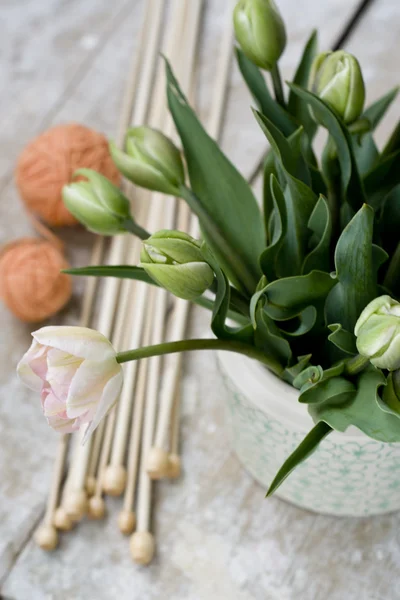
0,239 -> 72,322
15,123 -> 121,226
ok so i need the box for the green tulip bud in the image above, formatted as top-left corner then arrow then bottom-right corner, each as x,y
233,0 -> 286,71
309,50 -> 365,124
62,169 -> 132,235
140,230 -> 214,300
110,127 -> 185,195
354,295 -> 400,370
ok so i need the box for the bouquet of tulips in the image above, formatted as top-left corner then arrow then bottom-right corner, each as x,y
18,0 -> 400,495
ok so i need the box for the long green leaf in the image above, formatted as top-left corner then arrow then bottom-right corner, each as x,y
288,30 -> 318,140
364,150 -> 400,208
352,89 -> 399,177
253,302 -> 292,368
288,83 -> 365,211
266,422 -> 332,496
262,150 -> 279,239
254,111 -> 317,276
64,265 -> 156,285
383,121 -> 400,157
235,48 -> 297,137
259,175 -> 287,281
302,196 -> 332,274
325,205 -> 377,332
165,59 -> 264,293
363,87 -> 399,129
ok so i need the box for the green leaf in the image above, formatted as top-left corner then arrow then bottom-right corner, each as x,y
254,111 -> 317,276
309,163 -> 328,197
363,87 -> 399,128
254,112 -> 310,184
351,134 -> 379,177
382,372 -> 400,416
288,30 -> 318,140
260,175 -> 287,281
64,265 -> 156,285
327,324 -> 357,355
204,249 -> 254,345
264,270 -> 336,320
309,368 -> 400,442
302,196 -> 332,274
262,150 -> 279,239
383,121 -> 400,157
325,205 -> 377,332
266,422 -> 332,497
364,150 -> 400,208
351,89 -> 399,176
280,306 -> 317,337
64,264 -> 230,315
379,184 -> 400,255
283,354 -> 312,384
288,83 -> 365,211
253,302 -> 292,368
165,59 -> 264,293
235,48 -> 297,137
299,376 -> 355,406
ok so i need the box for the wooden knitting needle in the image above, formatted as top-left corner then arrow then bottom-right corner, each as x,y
35,236 -> 105,547
64,0 -> 163,523
35,232 -> 104,550
117,0 -> 192,534
102,234 -> 151,497
147,7 -> 234,480
130,0 -> 202,564
87,0 -> 165,517
118,286 -> 156,534
145,0 -> 204,481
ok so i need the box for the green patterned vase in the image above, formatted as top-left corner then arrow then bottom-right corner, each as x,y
218,351 -> 400,516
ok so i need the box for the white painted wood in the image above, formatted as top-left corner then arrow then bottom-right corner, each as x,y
3,0 -> 400,598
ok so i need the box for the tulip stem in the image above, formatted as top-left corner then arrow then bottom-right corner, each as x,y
122,218 -> 151,240
343,354 -> 370,376
271,65 -> 286,108
116,338 -> 284,376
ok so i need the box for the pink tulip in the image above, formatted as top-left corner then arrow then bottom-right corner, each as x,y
17,326 -> 123,439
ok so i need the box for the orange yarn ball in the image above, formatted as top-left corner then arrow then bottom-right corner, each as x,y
15,123 -> 121,226
0,239 -> 72,322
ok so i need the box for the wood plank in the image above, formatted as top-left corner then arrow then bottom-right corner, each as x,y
0,0 -> 144,585
1,0 -> 386,598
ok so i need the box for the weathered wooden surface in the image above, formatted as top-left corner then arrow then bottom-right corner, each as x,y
1,1 -> 400,598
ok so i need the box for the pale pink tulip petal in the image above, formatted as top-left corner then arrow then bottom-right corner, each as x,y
42,390 -> 68,418
66,357 -> 123,419
47,414 -> 80,433
17,340 -> 48,392
46,348 -> 83,404
32,326 -> 116,361
82,368 -> 124,442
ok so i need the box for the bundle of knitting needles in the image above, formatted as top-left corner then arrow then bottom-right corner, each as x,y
34,0 -> 234,565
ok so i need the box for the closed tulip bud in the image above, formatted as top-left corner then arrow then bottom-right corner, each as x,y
309,50 -> 365,124
110,127 -> 185,195
233,0 -> 286,71
355,295 -> 400,370
62,169 -> 133,235
140,230 -> 214,300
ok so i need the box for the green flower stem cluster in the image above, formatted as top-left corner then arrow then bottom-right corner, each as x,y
66,0 -> 400,496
